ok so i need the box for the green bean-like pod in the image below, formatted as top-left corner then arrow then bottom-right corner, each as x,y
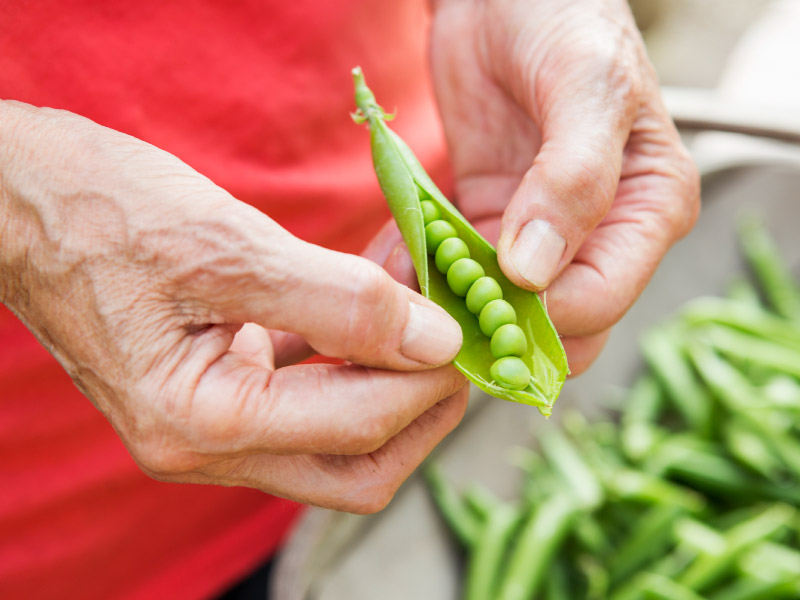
352,66 -> 568,413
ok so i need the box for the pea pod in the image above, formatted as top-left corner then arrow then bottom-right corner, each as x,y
351,66 -> 568,414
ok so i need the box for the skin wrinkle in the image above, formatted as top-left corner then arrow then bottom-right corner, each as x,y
323,366 -> 394,455
534,148 -> 616,220
138,327 -> 223,426
341,366 -> 399,454
224,361 -> 277,438
532,27 -> 641,139
190,364 -> 269,451
340,264 -> 382,361
619,166 -> 698,236
620,175 -> 697,239
300,454 -> 383,511
123,305 -> 190,388
144,222 -> 248,287
314,456 -> 395,511
251,363 -> 337,453
553,220 -> 665,333
315,260 -> 405,365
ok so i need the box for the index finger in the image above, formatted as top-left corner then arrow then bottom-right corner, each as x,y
185,350 -> 467,456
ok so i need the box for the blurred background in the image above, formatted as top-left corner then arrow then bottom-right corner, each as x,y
631,0 -> 769,87
273,2 -> 800,598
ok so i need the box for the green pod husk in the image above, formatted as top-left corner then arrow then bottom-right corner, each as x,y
351,67 -> 568,414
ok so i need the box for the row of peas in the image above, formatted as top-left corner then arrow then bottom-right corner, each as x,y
421,200 -> 532,391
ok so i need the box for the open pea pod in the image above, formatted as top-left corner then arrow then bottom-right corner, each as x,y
351,67 -> 568,415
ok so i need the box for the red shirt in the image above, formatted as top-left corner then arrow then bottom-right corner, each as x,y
0,1 -> 449,598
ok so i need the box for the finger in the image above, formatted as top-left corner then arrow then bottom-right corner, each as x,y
383,242 -> 419,291
205,384 -> 471,513
184,350 -> 466,456
545,158 -> 699,338
561,329 -> 611,377
363,218 -> 418,290
193,215 -> 461,369
230,323 -> 275,369
472,215 -> 502,247
361,218 -> 404,265
268,329 -> 315,368
232,325 -> 318,369
496,74 -> 640,291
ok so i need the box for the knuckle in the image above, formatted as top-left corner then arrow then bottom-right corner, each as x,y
347,487 -> 395,515
122,392 -> 214,478
130,440 -> 196,479
658,146 -> 701,240
314,455 -> 400,514
190,414 -> 239,450
677,151 -> 701,237
337,477 -> 397,514
340,259 -> 397,351
347,259 -> 392,314
341,412 -> 394,455
545,158 -> 616,221
562,32 -> 644,110
609,59 -> 643,115
589,51 -> 641,110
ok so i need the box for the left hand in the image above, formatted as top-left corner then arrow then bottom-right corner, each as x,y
429,0 -> 700,375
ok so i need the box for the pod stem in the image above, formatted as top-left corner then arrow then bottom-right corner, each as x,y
351,66 -> 394,126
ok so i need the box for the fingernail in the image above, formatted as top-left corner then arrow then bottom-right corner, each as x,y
510,220 -> 566,288
401,302 -> 462,365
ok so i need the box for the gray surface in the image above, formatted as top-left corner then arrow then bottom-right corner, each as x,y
274,165 -> 800,599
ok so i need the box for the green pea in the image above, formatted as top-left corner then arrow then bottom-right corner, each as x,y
479,299 -> 517,337
425,220 -> 458,254
490,323 -> 528,358
420,200 -> 441,224
435,237 -> 470,274
447,258 -> 485,297
490,356 -> 531,390
465,277 -> 503,315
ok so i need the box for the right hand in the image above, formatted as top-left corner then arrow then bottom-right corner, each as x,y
0,101 -> 467,513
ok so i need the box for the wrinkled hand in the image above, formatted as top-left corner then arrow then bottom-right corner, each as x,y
430,0 -> 700,374
0,102 -> 467,513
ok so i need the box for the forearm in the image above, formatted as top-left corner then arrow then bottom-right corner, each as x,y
0,100 -> 36,308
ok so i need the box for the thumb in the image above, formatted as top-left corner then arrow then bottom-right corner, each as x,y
496,92 -> 636,291
200,223 -> 462,370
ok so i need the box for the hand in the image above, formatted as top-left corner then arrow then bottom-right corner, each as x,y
0,101 -> 467,513
430,0 -> 700,375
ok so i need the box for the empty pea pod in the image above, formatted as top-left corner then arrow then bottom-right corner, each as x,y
352,67 -> 568,413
